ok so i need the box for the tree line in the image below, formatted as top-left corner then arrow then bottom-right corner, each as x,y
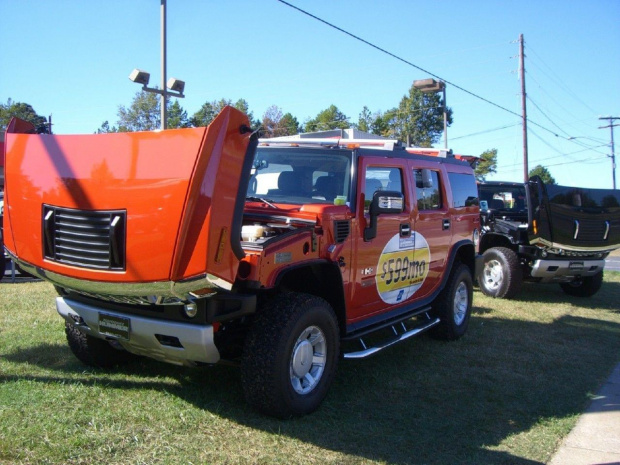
0,91 -> 556,184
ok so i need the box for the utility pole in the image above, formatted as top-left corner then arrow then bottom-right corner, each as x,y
519,34 -> 529,182
598,116 -> 618,189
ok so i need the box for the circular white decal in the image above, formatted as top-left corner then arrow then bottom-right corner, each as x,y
376,232 -> 430,304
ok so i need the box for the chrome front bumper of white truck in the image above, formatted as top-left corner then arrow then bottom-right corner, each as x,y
56,297 -> 221,366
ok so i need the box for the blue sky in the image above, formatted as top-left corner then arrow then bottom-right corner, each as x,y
1,0 -> 619,188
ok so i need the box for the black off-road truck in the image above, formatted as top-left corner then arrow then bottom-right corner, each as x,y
476,176 -> 620,298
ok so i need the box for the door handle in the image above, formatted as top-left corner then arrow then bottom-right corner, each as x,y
400,223 -> 411,237
442,219 -> 451,230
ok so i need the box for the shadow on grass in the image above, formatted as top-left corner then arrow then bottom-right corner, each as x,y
3,310 -> 620,465
477,279 -> 620,313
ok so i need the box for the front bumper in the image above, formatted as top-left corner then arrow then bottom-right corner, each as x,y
57,297 -> 221,366
530,259 -> 605,282
6,250 -> 230,304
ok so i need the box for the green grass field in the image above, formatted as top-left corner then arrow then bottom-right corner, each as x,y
1,274 -> 620,464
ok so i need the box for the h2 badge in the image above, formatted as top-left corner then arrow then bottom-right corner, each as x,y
376,232 -> 430,304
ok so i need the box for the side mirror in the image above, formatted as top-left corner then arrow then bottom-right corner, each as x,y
364,191 -> 404,241
421,169 -> 433,189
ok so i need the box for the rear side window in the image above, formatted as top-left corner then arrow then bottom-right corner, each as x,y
448,172 -> 479,208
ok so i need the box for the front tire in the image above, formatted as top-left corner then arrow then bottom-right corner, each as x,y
65,323 -> 133,368
477,247 -> 522,299
560,272 -> 603,297
430,263 -> 473,340
241,293 -> 340,418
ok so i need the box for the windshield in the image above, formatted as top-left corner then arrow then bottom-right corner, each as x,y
247,147 -> 352,206
479,185 -> 527,212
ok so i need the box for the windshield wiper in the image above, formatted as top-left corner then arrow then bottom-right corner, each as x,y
246,196 -> 278,209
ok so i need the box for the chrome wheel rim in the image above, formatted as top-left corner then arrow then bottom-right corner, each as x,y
453,281 -> 469,325
483,259 -> 503,290
290,325 -> 327,395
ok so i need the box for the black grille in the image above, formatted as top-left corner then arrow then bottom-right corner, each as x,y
334,220 -> 350,243
43,205 -> 126,270
574,219 -> 608,242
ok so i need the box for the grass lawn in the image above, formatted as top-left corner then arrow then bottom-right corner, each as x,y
1,273 -> 620,464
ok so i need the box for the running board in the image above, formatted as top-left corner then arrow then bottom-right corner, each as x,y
342,316 -> 440,359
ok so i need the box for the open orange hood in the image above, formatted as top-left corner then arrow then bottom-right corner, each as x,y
3,107 -> 257,294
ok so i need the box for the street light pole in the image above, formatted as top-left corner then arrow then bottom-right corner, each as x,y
128,0 -> 185,130
412,78 -> 447,148
598,116 -> 618,190
442,84 -> 447,149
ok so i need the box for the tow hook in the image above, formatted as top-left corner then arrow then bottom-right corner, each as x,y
338,256 -> 346,268
70,314 -> 86,326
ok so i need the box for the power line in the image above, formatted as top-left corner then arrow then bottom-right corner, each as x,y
275,0 -> 566,139
526,95 -> 571,138
527,45 -> 599,116
497,143 -> 609,169
498,154 -> 609,174
451,123 -> 520,141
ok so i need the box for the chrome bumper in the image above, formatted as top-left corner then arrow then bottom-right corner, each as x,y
6,249 -> 231,304
57,297 -> 220,366
530,259 -> 605,282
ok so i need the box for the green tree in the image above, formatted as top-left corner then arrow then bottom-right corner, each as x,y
167,100 -> 190,129
95,121 -> 119,133
117,91 -> 160,132
304,105 -> 350,132
190,101 -> 217,127
279,112 -> 300,136
384,84 -> 452,146
190,98 -> 257,128
370,112 -> 390,137
0,98 -> 49,133
233,99 -> 258,126
475,148 -> 498,182
529,164 -> 556,184
357,106 -> 373,132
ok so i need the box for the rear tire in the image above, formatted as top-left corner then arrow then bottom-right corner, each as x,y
430,263 -> 473,341
241,293 -> 340,418
477,247 -> 522,299
65,323 -> 133,368
560,272 -> 603,297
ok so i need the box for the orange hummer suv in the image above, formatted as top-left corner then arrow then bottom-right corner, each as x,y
3,107 -> 480,418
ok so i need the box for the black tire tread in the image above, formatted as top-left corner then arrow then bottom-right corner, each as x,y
478,247 -> 522,299
430,263 -> 473,341
65,323 -> 132,368
241,293 -> 339,418
560,271 -> 603,297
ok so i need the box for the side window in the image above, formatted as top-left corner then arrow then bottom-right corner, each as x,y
364,167 -> 404,212
414,169 -> 442,211
447,172 -> 479,208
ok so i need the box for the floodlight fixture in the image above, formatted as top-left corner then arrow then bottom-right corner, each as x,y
167,77 -> 185,95
129,69 -> 151,86
413,78 -> 445,93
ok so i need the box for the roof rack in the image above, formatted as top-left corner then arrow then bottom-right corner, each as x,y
258,137 -> 401,151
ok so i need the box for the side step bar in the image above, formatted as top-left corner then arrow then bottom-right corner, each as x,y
343,314 -> 440,359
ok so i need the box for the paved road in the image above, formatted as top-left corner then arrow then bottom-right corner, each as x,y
606,256 -> 620,272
